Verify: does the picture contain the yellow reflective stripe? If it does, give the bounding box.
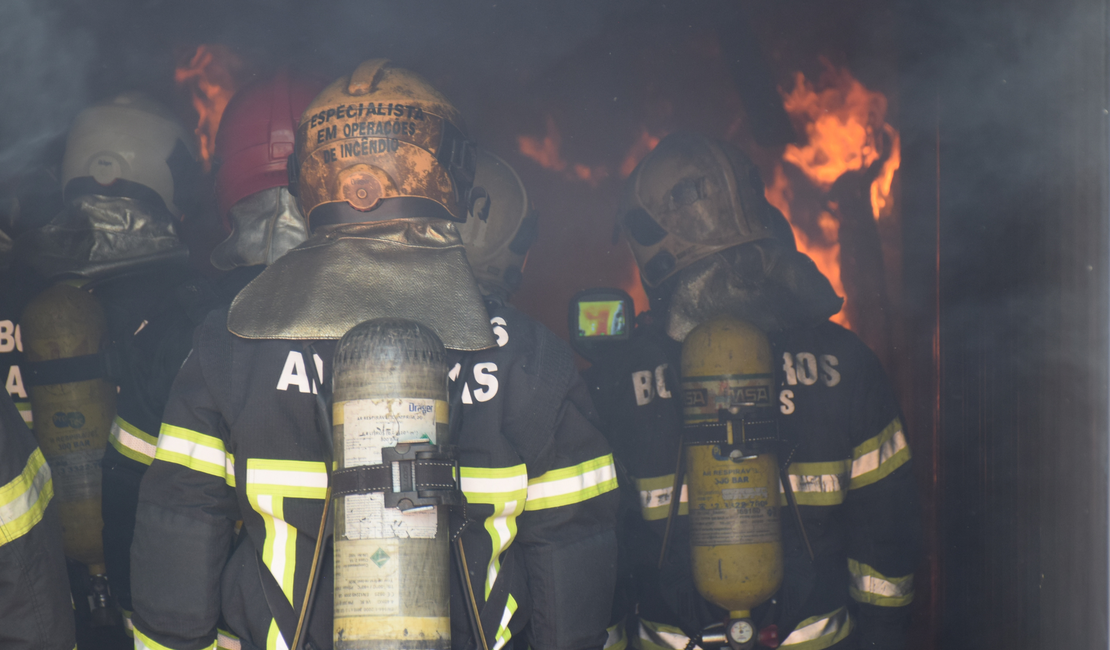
[245,460,327,606]
[217,629,241,650]
[157,424,235,486]
[850,418,911,490]
[461,465,529,502]
[267,618,289,650]
[634,474,688,521]
[491,593,518,650]
[786,460,850,506]
[0,447,52,546]
[462,464,527,599]
[636,619,698,650]
[14,401,31,426]
[135,626,216,650]
[780,607,852,650]
[605,620,628,650]
[526,453,618,510]
[848,559,914,607]
[245,459,328,499]
[122,609,134,638]
[110,416,158,466]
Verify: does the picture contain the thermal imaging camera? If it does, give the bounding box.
[568,287,635,363]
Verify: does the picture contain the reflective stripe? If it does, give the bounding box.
[135,626,216,650]
[267,618,289,650]
[786,460,850,506]
[781,607,852,650]
[526,453,618,510]
[122,609,134,637]
[217,629,242,650]
[848,559,914,607]
[0,447,52,546]
[15,401,31,426]
[491,593,518,650]
[245,459,328,606]
[634,474,688,521]
[462,464,528,598]
[157,424,236,486]
[605,620,628,650]
[636,619,699,650]
[110,416,158,466]
[849,418,911,490]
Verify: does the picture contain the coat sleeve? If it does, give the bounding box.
[513,326,620,650]
[844,354,920,650]
[130,323,239,650]
[0,390,76,650]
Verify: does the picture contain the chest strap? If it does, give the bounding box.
[330,442,462,510]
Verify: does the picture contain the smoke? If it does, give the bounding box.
[0,0,94,178]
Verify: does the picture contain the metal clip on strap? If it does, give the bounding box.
[330,443,461,511]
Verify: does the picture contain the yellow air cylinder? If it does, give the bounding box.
[681,316,782,650]
[331,318,451,650]
[21,283,116,573]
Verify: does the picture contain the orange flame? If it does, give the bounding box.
[174,44,244,172]
[620,127,663,178]
[765,64,901,330]
[780,63,900,220]
[517,116,609,187]
[517,116,567,172]
[765,164,850,328]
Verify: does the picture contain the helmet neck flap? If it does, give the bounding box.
[17,193,188,281]
[664,238,844,342]
[227,218,495,351]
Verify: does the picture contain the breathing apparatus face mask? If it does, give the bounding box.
[665,238,844,341]
[17,193,187,280]
[210,186,308,270]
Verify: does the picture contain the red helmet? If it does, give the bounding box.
[214,69,325,225]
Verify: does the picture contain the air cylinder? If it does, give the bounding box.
[331,318,451,650]
[22,283,117,618]
[681,316,783,650]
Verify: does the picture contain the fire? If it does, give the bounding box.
[620,128,663,178]
[765,164,849,328]
[518,117,609,187]
[779,62,899,220]
[765,63,901,330]
[174,44,245,172]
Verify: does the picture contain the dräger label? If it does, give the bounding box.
[340,397,445,540]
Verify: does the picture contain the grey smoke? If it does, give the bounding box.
[0,0,94,178]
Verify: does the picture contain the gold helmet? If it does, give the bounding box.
[458,149,538,298]
[618,132,773,288]
[291,59,477,229]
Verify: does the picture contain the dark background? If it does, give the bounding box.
[1,1,1106,648]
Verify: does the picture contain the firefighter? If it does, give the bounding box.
[12,91,207,649]
[130,59,619,650]
[457,147,538,303]
[0,389,77,650]
[86,72,325,645]
[589,132,919,650]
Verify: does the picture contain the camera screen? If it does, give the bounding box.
[577,300,628,338]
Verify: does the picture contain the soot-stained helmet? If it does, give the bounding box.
[618,132,774,288]
[291,59,477,230]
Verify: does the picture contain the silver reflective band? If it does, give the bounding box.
[640,483,688,510]
[781,607,852,648]
[639,619,701,650]
[853,572,913,599]
[789,473,846,494]
[851,429,907,479]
